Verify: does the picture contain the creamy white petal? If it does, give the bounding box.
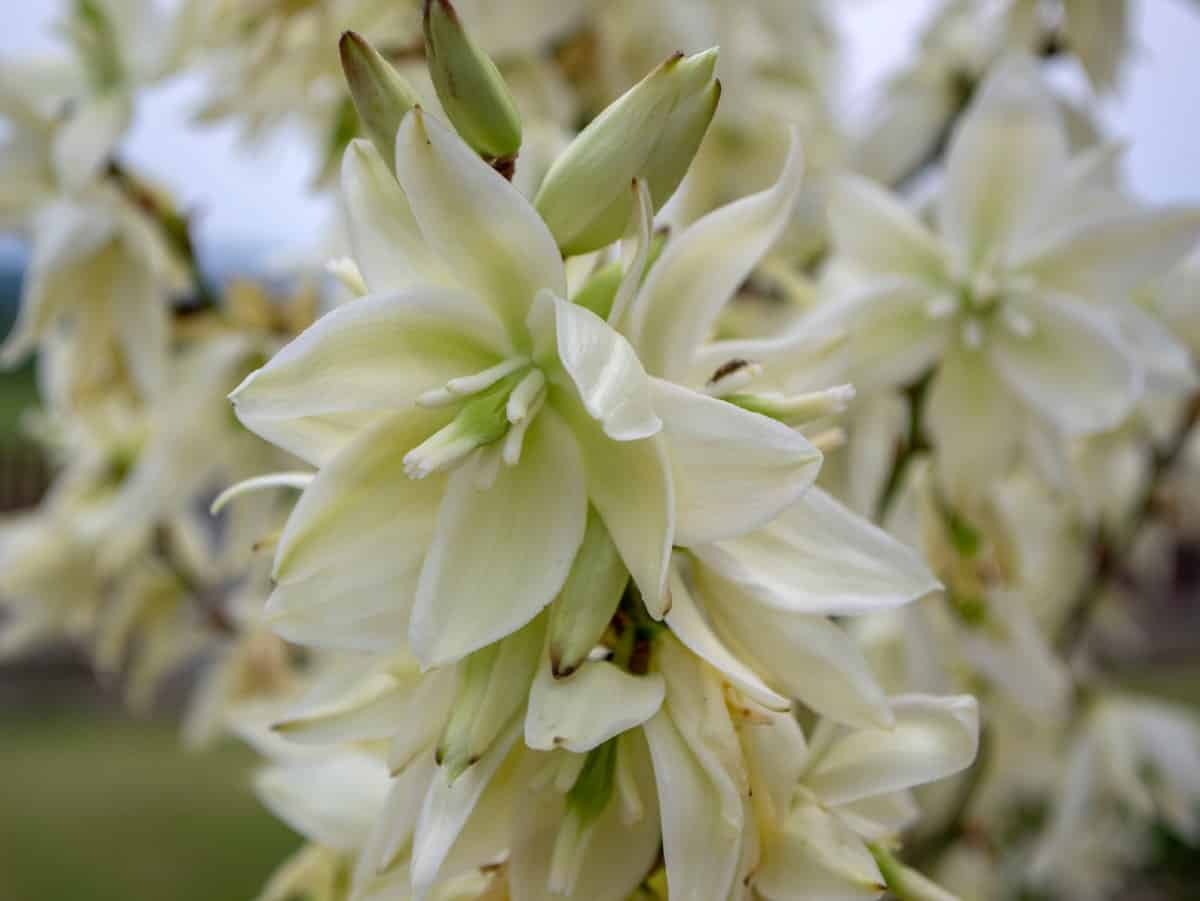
[939,56,1069,266]
[557,393,674,617]
[804,694,980,807]
[756,799,886,901]
[52,92,132,189]
[411,408,587,666]
[1111,301,1197,396]
[525,656,665,753]
[273,408,446,584]
[693,487,939,616]
[342,138,452,293]
[926,342,1022,495]
[835,791,921,841]
[112,260,167,400]
[665,561,791,713]
[546,291,661,441]
[231,289,508,465]
[395,110,566,341]
[364,753,439,874]
[630,131,803,382]
[990,294,1140,435]
[828,174,947,283]
[652,379,822,546]
[411,721,519,901]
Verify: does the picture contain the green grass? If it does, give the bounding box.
[0,708,300,901]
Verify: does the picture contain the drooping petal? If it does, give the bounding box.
[411,721,520,901]
[828,174,947,283]
[395,109,566,341]
[926,342,1022,495]
[410,408,587,667]
[939,56,1069,266]
[525,657,665,754]
[543,290,661,441]
[273,408,446,584]
[342,138,452,293]
[630,131,804,382]
[990,294,1140,435]
[756,799,886,901]
[652,379,822,546]
[693,487,939,617]
[804,694,980,807]
[231,289,508,465]
[1015,206,1200,303]
[665,561,791,713]
[557,393,674,617]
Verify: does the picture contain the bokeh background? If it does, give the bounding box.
[2,1,1200,898]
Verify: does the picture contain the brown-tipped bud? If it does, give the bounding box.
[338,31,421,169]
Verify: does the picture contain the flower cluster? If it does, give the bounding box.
[1,2,1199,901]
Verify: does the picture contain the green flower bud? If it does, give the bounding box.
[423,0,523,160]
[535,48,719,256]
[338,31,421,169]
[547,508,629,678]
[437,614,543,782]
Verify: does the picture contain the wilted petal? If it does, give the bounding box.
[939,56,1069,266]
[342,139,452,293]
[395,109,565,339]
[630,131,803,382]
[694,487,939,616]
[990,294,1140,435]
[804,694,980,807]
[411,408,587,666]
[525,657,665,753]
[231,289,508,465]
[653,379,822,546]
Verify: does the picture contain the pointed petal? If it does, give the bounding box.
[805,694,980,806]
[411,408,587,666]
[231,289,508,465]
[525,657,665,753]
[990,295,1140,435]
[557,393,674,617]
[652,379,822,546]
[939,56,1069,265]
[694,488,939,616]
[630,131,803,382]
[395,109,565,339]
[828,174,947,283]
[665,561,791,713]
[756,800,886,901]
[342,138,451,293]
[546,290,661,441]
[273,408,445,584]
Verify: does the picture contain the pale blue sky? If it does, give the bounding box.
[3,0,1200,269]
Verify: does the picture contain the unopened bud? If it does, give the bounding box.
[535,48,719,256]
[547,508,629,678]
[437,615,543,782]
[423,0,522,160]
[338,31,421,169]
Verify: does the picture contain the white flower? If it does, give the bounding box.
[232,104,820,668]
[818,57,1200,497]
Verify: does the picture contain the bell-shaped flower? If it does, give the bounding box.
[813,57,1200,498]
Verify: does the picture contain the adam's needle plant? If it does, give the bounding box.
[0,1,1198,900]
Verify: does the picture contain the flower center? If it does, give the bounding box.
[926,265,1039,350]
[403,358,547,481]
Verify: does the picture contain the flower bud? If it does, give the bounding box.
[338,31,421,169]
[423,0,523,160]
[535,48,719,256]
[437,614,543,782]
[547,508,629,678]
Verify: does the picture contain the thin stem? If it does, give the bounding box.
[875,368,934,523]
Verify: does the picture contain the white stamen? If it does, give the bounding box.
[502,390,545,466]
[403,429,478,479]
[808,427,847,453]
[961,318,985,349]
[416,386,460,408]
[704,360,763,397]
[506,368,546,423]
[926,293,958,320]
[1002,307,1035,338]
[324,257,367,296]
[444,356,529,396]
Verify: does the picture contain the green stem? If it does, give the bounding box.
[869,844,962,901]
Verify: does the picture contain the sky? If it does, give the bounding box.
[3,0,1200,271]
